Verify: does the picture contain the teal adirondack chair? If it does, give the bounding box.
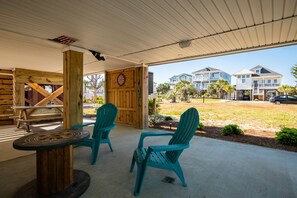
[130,107,199,196]
[72,103,118,165]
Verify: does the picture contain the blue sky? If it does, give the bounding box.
[149,45,297,86]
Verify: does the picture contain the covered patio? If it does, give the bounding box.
[1,0,297,197]
[1,123,297,197]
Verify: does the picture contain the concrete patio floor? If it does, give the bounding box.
[0,123,297,198]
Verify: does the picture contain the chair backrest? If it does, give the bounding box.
[92,103,118,139]
[166,107,199,163]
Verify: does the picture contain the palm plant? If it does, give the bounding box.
[223,84,236,99]
[175,80,196,102]
[278,85,296,95]
[166,89,179,103]
[207,82,216,96]
[214,79,229,98]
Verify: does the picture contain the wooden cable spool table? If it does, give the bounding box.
[13,129,90,197]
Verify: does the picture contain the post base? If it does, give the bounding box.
[14,170,90,198]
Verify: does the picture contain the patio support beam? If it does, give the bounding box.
[63,48,84,129]
[35,47,84,195]
[135,65,148,129]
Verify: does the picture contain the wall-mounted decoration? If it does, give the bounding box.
[117,73,126,86]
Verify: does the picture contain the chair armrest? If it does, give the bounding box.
[138,131,174,148]
[148,144,189,152]
[71,122,95,129]
[98,124,116,132]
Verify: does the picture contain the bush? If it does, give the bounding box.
[83,97,93,103]
[197,122,204,130]
[275,128,297,146]
[148,99,160,115]
[211,94,218,98]
[148,114,165,126]
[96,96,104,104]
[221,124,244,136]
[203,93,210,97]
[164,116,173,121]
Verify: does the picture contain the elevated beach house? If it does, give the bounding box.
[169,73,192,89]
[233,66,282,101]
[192,67,231,93]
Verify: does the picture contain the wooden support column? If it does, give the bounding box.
[35,47,84,195]
[63,48,84,129]
[13,70,25,124]
[135,65,148,129]
[104,71,108,104]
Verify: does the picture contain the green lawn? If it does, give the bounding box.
[158,100,297,130]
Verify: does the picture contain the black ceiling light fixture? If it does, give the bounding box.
[178,40,192,48]
[89,50,105,61]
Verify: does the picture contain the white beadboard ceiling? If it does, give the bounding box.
[0,0,296,74]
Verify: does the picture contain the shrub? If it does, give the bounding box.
[197,122,204,130]
[164,116,173,121]
[212,94,218,98]
[96,96,104,104]
[83,97,93,103]
[203,93,210,97]
[148,114,165,126]
[221,124,244,136]
[275,128,297,146]
[148,99,160,115]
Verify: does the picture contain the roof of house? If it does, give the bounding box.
[192,67,222,74]
[233,65,283,77]
[233,69,255,75]
[250,65,283,77]
[169,73,192,79]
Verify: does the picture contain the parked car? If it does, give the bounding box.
[242,95,250,100]
[269,95,297,104]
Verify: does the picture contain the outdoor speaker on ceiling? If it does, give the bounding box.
[89,50,105,61]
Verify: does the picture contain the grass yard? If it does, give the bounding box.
[159,100,297,131]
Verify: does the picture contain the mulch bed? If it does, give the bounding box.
[151,121,297,153]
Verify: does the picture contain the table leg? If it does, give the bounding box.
[16,110,22,128]
[23,110,30,132]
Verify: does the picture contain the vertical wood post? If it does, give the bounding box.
[62,48,83,191]
[63,49,83,129]
[104,71,108,104]
[13,70,25,124]
[152,98,156,114]
[33,48,84,195]
[135,65,148,129]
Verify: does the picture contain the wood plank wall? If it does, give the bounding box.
[106,68,137,126]
[0,69,14,125]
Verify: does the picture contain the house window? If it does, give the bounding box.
[274,79,277,83]
[242,79,246,83]
[242,75,245,78]
[256,70,260,74]
[267,80,271,83]
[246,75,250,78]
[238,75,241,79]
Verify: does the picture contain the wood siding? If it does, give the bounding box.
[106,68,137,126]
[0,70,13,125]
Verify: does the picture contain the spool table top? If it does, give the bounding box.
[13,129,90,150]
